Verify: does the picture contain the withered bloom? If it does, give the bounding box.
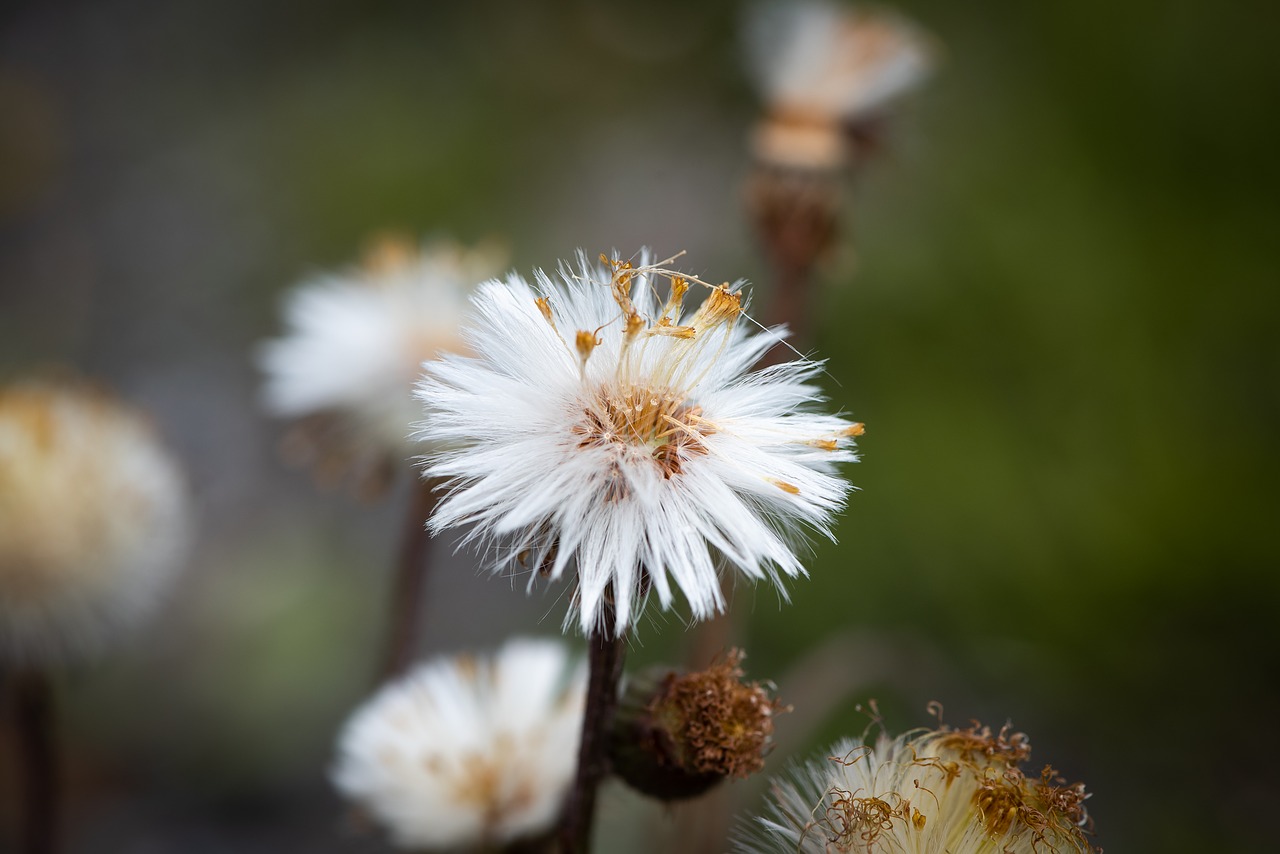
[611,649,786,800]
[737,716,1096,853]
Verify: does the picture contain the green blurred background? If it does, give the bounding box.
[1,0,1276,851]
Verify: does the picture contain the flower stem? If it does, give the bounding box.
[14,669,58,854]
[378,477,439,681]
[558,601,626,854]
[763,254,819,359]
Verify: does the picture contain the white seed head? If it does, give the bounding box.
[259,237,504,472]
[737,722,1095,853]
[0,381,191,665]
[417,251,861,636]
[331,638,586,850]
[746,0,935,168]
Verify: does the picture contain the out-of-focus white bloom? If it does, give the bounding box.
[259,237,504,479]
[417,252,860,636]
[331,638,585,851]
[0,381,191,664]
[745,0,935,169]
[737,721,1096,854]
[747,0,934,123]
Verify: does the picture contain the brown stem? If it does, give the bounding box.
[744,160,845,363]
[377,477,440,681]
[761,255,819,363]
[14,669,58,854]
[557,601,626,854]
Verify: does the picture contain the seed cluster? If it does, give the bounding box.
[574,386,710,480]
[658,649,783,779]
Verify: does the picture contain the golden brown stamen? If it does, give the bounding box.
[573,386,711,482]
[768,478,800,495]
[575,330,600,369]
[535,296,556,328]
[688,285,742,331]
[661,276,689,322]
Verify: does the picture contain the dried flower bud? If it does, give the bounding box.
[610,649,785,801]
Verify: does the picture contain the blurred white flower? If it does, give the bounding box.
[332,638,585,851]
[0,381,191,664]
[745,0,935,169]
[417,252,860,636]
[259,236,504,486]
[737,720,1095,853]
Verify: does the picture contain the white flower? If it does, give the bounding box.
[259,237,504,477]
[416,252,860,636]
[737,722,1095,854]
[747,0,934,124]
[0,381,191,664]
[745,1,935,169]
[331,638,586,851]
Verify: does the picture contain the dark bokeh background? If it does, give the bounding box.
[2,1,1276,851]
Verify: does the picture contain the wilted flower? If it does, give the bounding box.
[737,718,1096,853]
[745,0,935,170]
[331,638,586,851]
[0,381,191,664]
[611,648,786,800]
[259,236,504,489]
[417,252,860,636]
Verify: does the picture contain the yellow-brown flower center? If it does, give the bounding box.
[573,386,710,480]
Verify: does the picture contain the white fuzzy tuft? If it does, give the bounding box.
[746,0,935,124]
[416,251,861,636]
[331,638,585,850]
[0,382,191,664]
[259,237,504,458]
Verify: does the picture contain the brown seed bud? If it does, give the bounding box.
[609,649,785,801]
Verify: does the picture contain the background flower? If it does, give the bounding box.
[259,236,504,488]
[745,0,935,169]
[0,381,191,664]
[331,638,585,850]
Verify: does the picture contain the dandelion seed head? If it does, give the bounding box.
[417,251,860,636]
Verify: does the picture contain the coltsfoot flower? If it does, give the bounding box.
[0,381,191,664]
[331,638,586,851]
[417,251,861,636]
[737,718,1096,853]
[746,0,935,170]
[259,236,504,489]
